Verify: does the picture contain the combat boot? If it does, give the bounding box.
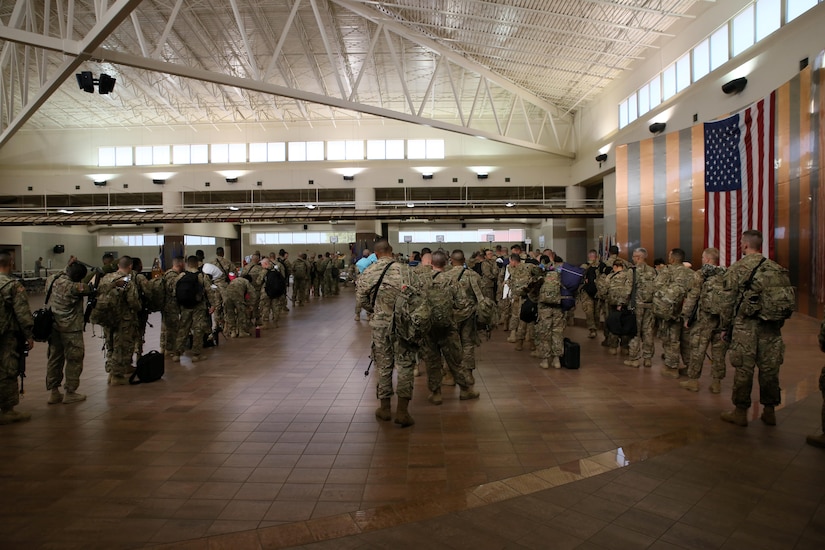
[63,391,86,405]
[48,388,64,405]
[442,371,456,386]
[539,359,549,369]
[428,389,443,405]
[679,379,700,392]
[608,347,617,355]
[643,358,652,368]
[465,370,475,385]
[375,398,392,421]
[623,359,640,368]
[760,406,776,426]
[710,379,722,394]
[110,375,129,386]
[354,314,360,321]
[507,330,517,343]
[661,368,680,379]
[0,408,31,425]
[552,356,562,369]
[588,329,596,339]
[529,340,536,351]
[721,407,748,426]
[394,398,415,427]
[515,340,524,351]
[530,350,541,358]
[459,386,480,400]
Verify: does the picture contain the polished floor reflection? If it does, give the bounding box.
[1,286,823,549]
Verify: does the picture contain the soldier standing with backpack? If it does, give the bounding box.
[292,253,310,307]
[0,252,34,425]
[654,248,694,378]
[240,253,265,327]
[580,249,604,339]
[720,230,793,427]
[172,256,216,363]
[624,248,658,368]
[98,256,142,385]
[160,256,184,357]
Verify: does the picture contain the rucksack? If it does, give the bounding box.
[519,297,538,323]
[607,272,629,305]
[652,268,688,321]
[459,268,499,327]
[129,350,165,384]
[394,285,432,342]
[582,264,600,298]
[293,260,308,279]
[699,267,732,316]
[539,270,561,306]
[176,271,203,308]
[264,268,286,298]
[331,264,341,279]
[32,276,58,342]
[559,263,585,292]
[143,276,166,313]
[741,258,795,321]
[89,275,125,329]
[427,272,455,330]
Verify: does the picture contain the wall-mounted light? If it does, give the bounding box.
[305,204,316,210]
[93,180,107,186]
[505,202,515,208]
[722,76,747,95]
[228,206,240,211]
[343,175,355,181]
[595,153,608,163]
[133,208,147,213]
[422,173,433,180]
[406,202,415,208]
[152,179,165,185]
[57,209,74,214]
[477,173,488,180]
[75,71,116,94]
[226,177,238,183]
[649,122,667,134]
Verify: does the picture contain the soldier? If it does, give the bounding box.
[579,249,604,339]
[240,253,266,326]
[656,248,694,378]
[599,245,629,345]
[224,273,254,338]
[480,248,499,302]
[317,253,331,297]
[420,251,480,405]
[293,253,311,307]
[624,248,658,368]
[444,250,483,382]
[172,255,216,363]
[413,250,433,275]
[806,318,825,448]
[160,256,184,356]
[99,256,142,385]
[45,257,94,405]
[259,258,283,328]
[535,264,566,369]
[355,239,419,427]
[211,246,236,328]
[101,252,117,274]
[131,257,151,357]
[720,230,789,427]
[506,254,538,351]
[605,260,632,355]
[277,249,292,312]
[0,252,34,424]
[310,255,322,298]
[679,248,729,392]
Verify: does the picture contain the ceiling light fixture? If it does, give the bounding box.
[305,204,316,210]
[57,209,74,214]
[505,202,515,207]
[225,177,238,183]
[406,202,415,208]
[595,153,608,163]
[422,173,433,180]
[343,175,355,181]
[228,206,240,211]
[93,180,107,186]
[133,208,147,213]
[477,173,488,179]
[152,179,165,185]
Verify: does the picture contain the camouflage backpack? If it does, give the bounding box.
[427,272,454,330]
[606,272,629,306]
[699,266,732,316]
[741,258,795,321]
[652,268,688,321]
[393,285,432,342]
[538,269,561,305]
[460,268,499,327]
[292,259,308,279]
[89,275,126,329]
[143,276,166,313]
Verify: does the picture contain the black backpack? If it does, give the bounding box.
[129,350,165,384]
[472,262,483,276]
[176,271,203,308]
[264,268,286,298]
[582,263,603,298]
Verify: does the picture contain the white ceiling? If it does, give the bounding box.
[0,0,711,156]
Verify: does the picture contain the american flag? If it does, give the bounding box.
[704,93,775,266]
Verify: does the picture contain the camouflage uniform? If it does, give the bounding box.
[277,257,291,311]
[419,271,473,393]
[240,262,265,326]
[134,273,151,356]
[317,257,331,296]
[292,257,310,305]
[355,258,418,400]
[160,269,182,354]
[0,274,33,412]
[443,266,482,375]
[627,263,657,364]
[173,269,216,358]
[46,272,93,393]
[722,253,784,411]
[99,272,142,379]
[211,255,236,327]
[605,269,632,352]
[682,265,728,382]
[310,257,321,297]
[657,263,694,371]
[259,264,284,327]
[480,257,499,302]
[535,269,566,366]
[579,259,603,335]
[507,262,538,343]
[599,254,631,342]
[224,276,254,337]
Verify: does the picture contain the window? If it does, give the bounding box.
[675,53,691,92]
[366,140,386,160]
[135,146,153,166]
[288,142,306,161]
[172,145,190,164]
[731,5,755,57]
[662,64,676,100]
[619,101,628,129]
[98,147,116,167]
[191,144,208,164]
[228,143,246,163]
[97,233,165,247]
[211,144,229,164]
[710,27,729,71]
[184,235,216,246]
[306,141,324,161]
[268,142,286,162]
[407,139,426,159]
[249,143,267,162]
[253,231,356,245]
[756,0,780,41]
[627,92,637,123]
[693,39,710,82]
[425,139,445,159]
[386,140,405,159]
[327,141,346,160]
[394,228,525,244]
[115,147,132,166]
[649,76,661,109]
[787,0,817,22]
[638,84,650,116]
[346,140,364,160]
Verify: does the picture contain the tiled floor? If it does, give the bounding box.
[1,285,823,549]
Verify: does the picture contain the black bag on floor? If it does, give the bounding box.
[130,350,165,384]
[561,338,581,369]
[606,308,637,337]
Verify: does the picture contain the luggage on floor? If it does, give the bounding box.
[130,350,165,384]
[561,338,580,370]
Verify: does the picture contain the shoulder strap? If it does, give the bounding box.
[44,274,61,305]
[732,257,768,319]
[432,271,441,280]
[458,267,467,281]
[370,261,395,309]
[629,267,637,309]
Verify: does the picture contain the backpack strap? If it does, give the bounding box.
[43,274,61,306]
[732,257,768,320]
[458,267,466,281]
[629,267,637,310]
[369,261,395,309]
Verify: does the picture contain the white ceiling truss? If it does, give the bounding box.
[0,0,707,157]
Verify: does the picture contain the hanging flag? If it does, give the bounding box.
[704,92,776,266]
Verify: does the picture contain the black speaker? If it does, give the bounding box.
[53,245,65,254]
[303,224,308,230]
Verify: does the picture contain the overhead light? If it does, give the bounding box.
[305,204,316,210]
[406,202,415,208]
[228,206,239,211]
[75,71,116,94]
[722,76,747,95]
[477,173,488,180]
[152,179,165,185]
[649,122,666,134]
[93,180,107,186]
[225,177,238,183]
[343,175,355,181]
[57,209,74,214]
[595,153,608,163]
[505,202,515,208]
[133,208,147,213]
[422,173,433,180]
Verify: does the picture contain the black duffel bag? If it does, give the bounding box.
[606,308,637,337]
